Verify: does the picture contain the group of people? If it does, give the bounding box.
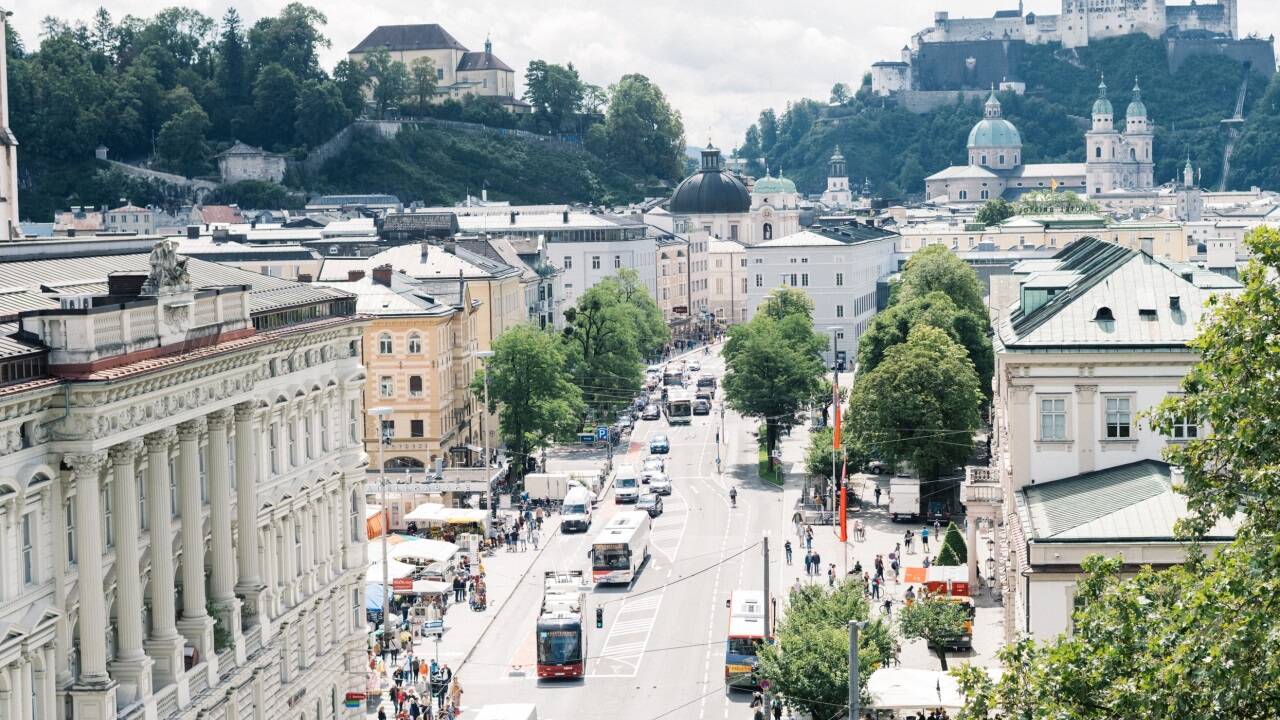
[495,505,544,553]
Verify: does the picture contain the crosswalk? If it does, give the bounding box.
[591,593,662,677]
[650,490,688,563]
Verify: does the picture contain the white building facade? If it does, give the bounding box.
[745,223,896,366]
[0,239,370,720]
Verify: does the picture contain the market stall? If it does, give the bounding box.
[403,503,490,540]
[388,538,459,565]
[867,668,965,712]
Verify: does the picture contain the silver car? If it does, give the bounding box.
[647,473,672,495]
[643,456,666,473]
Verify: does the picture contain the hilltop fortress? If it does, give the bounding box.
[872,0,1274,109]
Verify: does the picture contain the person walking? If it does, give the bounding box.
[452,576,465,603]
[921,526,930,553]
[448,679,463,714]
[772,697,783,720]
[531,527,541,550]
[874,486,882,506]
[827,564,836,588]
[923,554,932,569]
[812,550,822,576]
[871,575,881,599]
[535,506,545,529]
[784,540,793,565]
[891,556,901,584]
[805,525,814,550]
[882,597,893,616]
[378,707,387,720]
[904,529,914,554]
[792,510,804,537]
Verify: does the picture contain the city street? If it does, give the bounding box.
[454,346,789,720]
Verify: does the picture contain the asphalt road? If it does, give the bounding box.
[457,348,787,720]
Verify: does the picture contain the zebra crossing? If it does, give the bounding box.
[590,593,663,677]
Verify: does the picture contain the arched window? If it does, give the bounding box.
[763,223,773,240]
[378,333,393,354]
[409,376,423,397]
[1094,307,1115,322]
[981,154,988,165]
[349,489,360,542]
[407,332,422,354]
[1129,148,1136,160]
[998,154,1005,165]
[1095,146,1102,158]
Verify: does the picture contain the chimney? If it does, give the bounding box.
[1140,237,1153,255]
[297,273,313,283]
[187,225,200,239]
[562,209,570,224]
[347,270,366,281]
[371,264,393,286]
[510,211,517,225]
[212,227,229,244]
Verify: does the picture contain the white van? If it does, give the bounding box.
[613,463,640,504]
[562,486,594,532]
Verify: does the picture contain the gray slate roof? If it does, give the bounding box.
[457,51,512,72]
[350,24,467,54]
[1016,460,1239,542]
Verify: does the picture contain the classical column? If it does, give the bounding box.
[108,440,154,705]
[233,404,264,612]
[299,502,316,595]
[206,409,245,664]
[175,418,216,681]
[64,451,119,720]
[143,429,186,700]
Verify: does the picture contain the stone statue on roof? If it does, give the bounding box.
[141,239,191,295]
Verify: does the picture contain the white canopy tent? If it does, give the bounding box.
[388,538,459,565]
[364,560,417,585]
[866,667,997,711]
[403,502,445,523]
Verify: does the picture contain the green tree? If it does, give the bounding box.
[974,197,1014,226]
[953,227,1280,719]
[247,3,329,81]
[362,48,409,119]
[830,82,851,105]
[602,74,685,181]
[332,58,367,117]
[857,290,993,394]
[217,9,247,107]
[934,522,967,565]
[723,288,828,466]
[294,79,352,147]
[474,326,583,481]
[847,326,981,481]
[805,427,840,481]
[894,245,989,321]
[758,108,778,152]
[561,272,663,419]
[156,106,211,176]
[409,57,438,112]
[524,60,585,133]
[759,580,893,718]
[250,62,300,150]
[898,596,969,670]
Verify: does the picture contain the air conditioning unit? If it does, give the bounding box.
[59,295,94,310]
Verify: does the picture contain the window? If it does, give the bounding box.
[269,423,280,474]
[407,333,422,354]
[137,474,147,532]
[958,190,968,200]
[1095,146,1102,158]
[65,501,76,566]
[411,420,425,438]
[836,305,845,318]
[304,416,313,459]
[729,225,739,240]
[378,333,393,354]
[1170,414,1199,439]
[980,190,989,200]
[563,256,572,270]
[287,422,297,465]
[763,223,773,240]
[349,400,359,444]
[835,272,844,287]
[320,410,329,453]
[613,255,621,269]
[1105,397,1132,439]
[741,278,747,293]
[102,483,114,547]
[591,256,601,270]
[380,419,394,442]
[169,458,178,518]
[21,512,34,585]
[379,376,394,398]
[801,273,809,287]
[435,68,444,80]
[755,274,762,287]
[1039,397,1067,441]
[294,522,303,574]
[981,155,987,165]
[789,274,797,286]
[349,489,361,543]
[409,376,423,398]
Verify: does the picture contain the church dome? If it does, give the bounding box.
[670,145,751,215]
[967,92,1022,149]
[1126,79,1146,118]
[752,173,797,195]
[1093,77,1113,116]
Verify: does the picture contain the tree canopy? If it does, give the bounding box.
[473,325,583,480]
[954,226,1280,718]
[974,197,1014,226]
[846,326,981,480]
[898,596,969,670]
[894,245,988,321]
[597,73,686,182]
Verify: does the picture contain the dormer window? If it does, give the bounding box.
[1138,308,1157,321]
[1094,307,1115,322]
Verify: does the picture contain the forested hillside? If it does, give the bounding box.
[738,35,1276,197]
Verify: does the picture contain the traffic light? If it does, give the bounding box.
[595,607,604,628]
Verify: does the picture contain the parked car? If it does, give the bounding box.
[642,456,665,473]
[688,361,701,372]
[641,470,667,487]
[867,460,891,475]
[649,434,670,454]
[693,399,711,415]
[636,492,664,517]
[641,404,661,421]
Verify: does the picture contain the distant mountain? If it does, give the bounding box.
[736,35,1277,197]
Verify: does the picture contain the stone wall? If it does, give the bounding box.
[1166,35,1276,74]
[913,39,1025,91]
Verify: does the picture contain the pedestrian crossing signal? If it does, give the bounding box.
[595,607,604,628]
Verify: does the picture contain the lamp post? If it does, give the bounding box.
[849,620,867,720]
[477,350,496,517]
[827,326,842,518]
[368,405,394,647]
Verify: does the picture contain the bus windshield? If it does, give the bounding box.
[727,637,762,658]
[667,401,692,418]
[593,545,631,570]
[538,628,583,664]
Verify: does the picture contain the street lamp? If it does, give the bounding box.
[367,405,394,647]
[827,326,842,517]
[476,350,496,518]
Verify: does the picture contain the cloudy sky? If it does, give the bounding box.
[12,1,1280,149]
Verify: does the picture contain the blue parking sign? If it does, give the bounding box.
[596,425,609,440]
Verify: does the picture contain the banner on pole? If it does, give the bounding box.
[839,460,848,543]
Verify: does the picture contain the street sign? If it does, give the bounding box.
[344,693,365,708]
[392,577,413,592]
[424,618,444,636]
[596,425,609,441]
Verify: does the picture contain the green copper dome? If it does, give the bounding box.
[1093,77,1113,116]
[1126,79,1146,118]
[967,93,1021,148]
[752,173,797,195]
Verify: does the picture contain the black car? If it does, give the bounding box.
[636,492,664,517]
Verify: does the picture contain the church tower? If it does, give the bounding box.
[1085,76,1121,195]
[1123,79,1154,188]
[0,11,19,240]
[821,146,852,207]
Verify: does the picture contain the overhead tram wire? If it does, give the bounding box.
[597,540,761,607]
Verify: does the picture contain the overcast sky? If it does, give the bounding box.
[11,1,1280,149]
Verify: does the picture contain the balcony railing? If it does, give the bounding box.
[963,465,1001,505]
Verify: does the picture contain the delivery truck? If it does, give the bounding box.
[524,473,570,502]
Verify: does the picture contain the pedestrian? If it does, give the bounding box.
[895,542,901,558]
[393,667,403,688]
[874,486,882,506]
[827,564,836,588]
[905,585,916,603]
[891,556,900,583]
[409,699,421,720]
[535,506,545,529]
[449,679,463,713]
[378,707,387,720]
[804,550,814,576]
[812,551,822,575]
[531,527,541,550]
[390,637,401,664]
[453,576,465,603]
[923,554,932,569]
[863,571,872,596]
[933,519,942,535]
[419,657,428,684]
[855,518,865,541]
[772,697,783,720]
[871,575,881,599]
[791,578,802,596]
[882,597,892,616]
[805,525,814,549]
[792,510,803,536]
[784,540,793,565]
[905,530,914,554]
[853,560,863,575]
[921,526,930,553]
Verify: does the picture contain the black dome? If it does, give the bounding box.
[670,146,750,215]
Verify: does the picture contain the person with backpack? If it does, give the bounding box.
[784,540,793,565]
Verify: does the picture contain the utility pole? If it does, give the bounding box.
[368,406,394,647]
[849,620,865,720]
[762,534,771,712]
